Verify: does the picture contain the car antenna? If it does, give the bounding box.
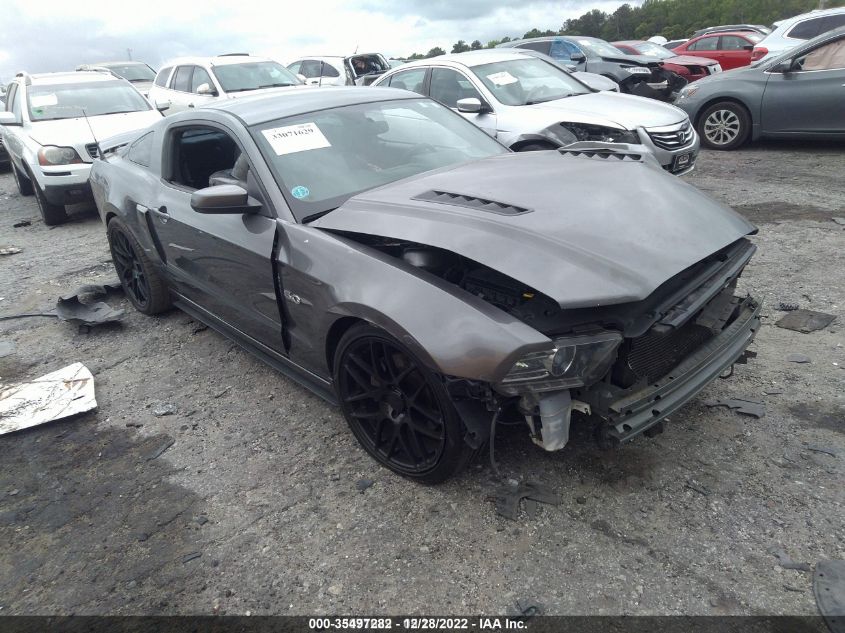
[319,60,324,87]
[81,108,101,159]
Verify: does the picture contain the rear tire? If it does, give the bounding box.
[107,217,171,315]
[333,323,475,484]
[13,163,34,196]
[32,177,68,226]
[697,101,750,150]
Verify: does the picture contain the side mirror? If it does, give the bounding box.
[296,73,307,83]
[0,111,20,126]
[155,100,171,112]
[570,52,587,63]
[457,97,491,114]
[196,83,217,96]
[564,64,577,72]
[191,184,261,214]
[771,60,794,73]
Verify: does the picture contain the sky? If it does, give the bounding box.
[0,0,637,80]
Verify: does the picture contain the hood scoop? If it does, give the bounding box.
[558,145,644,163]
[412,190,532,216]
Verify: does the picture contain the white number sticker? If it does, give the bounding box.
[261,122,331,156]
[486,71,518,87]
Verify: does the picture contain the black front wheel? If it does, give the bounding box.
[107,218,171,315]
[12,163,34,196]
[334,323,475,484]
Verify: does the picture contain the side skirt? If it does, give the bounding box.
[172,294,338,406]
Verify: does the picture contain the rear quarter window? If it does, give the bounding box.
[787,16,825,40]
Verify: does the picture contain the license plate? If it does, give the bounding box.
[673,152,693,171]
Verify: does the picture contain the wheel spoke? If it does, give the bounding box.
[407,417,443,440]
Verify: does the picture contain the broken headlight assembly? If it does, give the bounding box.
[621,65,652,76]
[496,331,622,395]
[560,122,639,144]
[37,146,84,166]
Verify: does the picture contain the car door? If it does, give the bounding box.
[428,67,497,138]
[760,36,845,135]
[165,65,194,113]
[145,121,285,350]
[684,35,723,66]
[384,67,428,95]
[718,35,754,69]
[186,65,219,109]
[1,84,24,168]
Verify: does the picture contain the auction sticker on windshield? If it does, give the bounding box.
[487,71,518,86]
[262,122,331,156]
[30,94,58,107]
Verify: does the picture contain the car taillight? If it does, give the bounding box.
[751,47,768,62]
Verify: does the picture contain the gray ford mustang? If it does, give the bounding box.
[90,87,761,483]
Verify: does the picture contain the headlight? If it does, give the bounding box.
[622,66,652,76]
[38,146,84,166]
[677,85,700,100]
[560,122,639,144]
[497,332,622,395]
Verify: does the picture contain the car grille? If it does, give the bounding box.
[613,320,714,388]
[86,143,99,160]
[647,122,695,150]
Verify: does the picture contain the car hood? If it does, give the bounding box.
[600,52,662,66]
[669,54,719,66]
[27,110,162,147]
[524,91,688,129]
[313,152,755,309]
[129,80,154,95]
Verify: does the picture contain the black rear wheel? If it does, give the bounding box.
[107,218,171,315]
[334,324,474,484]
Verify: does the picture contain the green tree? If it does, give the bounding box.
[451,40,471,53]
[471,39,483,50]
[425,46,446,58]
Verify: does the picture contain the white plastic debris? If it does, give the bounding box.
[0,362,96,435]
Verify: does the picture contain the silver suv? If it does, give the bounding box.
[372,51,699,175]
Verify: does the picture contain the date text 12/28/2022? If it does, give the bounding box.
[308,617,528,630]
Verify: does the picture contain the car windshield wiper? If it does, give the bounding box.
[99,110,139,115]
[258,83,295,88]
[525,94,573,105]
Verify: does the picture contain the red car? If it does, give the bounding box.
[612,40,722,82]
[671,31,764,70]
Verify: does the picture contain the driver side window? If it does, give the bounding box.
[167,126,243,191]
[797,37,845,71]
[429,68,482,109]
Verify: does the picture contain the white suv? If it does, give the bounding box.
[147,54,304,114]
[752,7,845,64]
[0,71,163,225]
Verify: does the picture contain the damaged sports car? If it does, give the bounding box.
[90,87,760,483]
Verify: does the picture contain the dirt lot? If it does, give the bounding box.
[1,141,843,616]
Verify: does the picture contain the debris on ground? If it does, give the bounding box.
[685,480,710,496]
[213,386,231,399]
[814,560,845,633]
[703,398,765,418]
[0,362,96,436]
[0,247,22,256]
[145,437,175,461]
[763,388,784,395]
[12,220,31,228]
[152,403,176,417]
[191,322,208,334]
[181,552,202,564]
[787,353,812,364]
[489,481,561,521]
[355,479,374,493]
[56,281,125,329]
[804,444,839,458]
[776,309,836,333]
[777,302,800,312]
[768,546,813,572]
[832,217,845,226]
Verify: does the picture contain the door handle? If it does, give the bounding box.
[188,103,195,108]
[156,206,168,215]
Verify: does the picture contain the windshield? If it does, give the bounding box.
[212,61,302,92]
[472,57,590,106]
[103,64,156,82]
[253,98,508,222]
[632,42,674,58]
[27,80,152,121]
[573,38,629,58]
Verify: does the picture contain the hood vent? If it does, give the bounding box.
[413,190,532,216]
[558,146,643,162]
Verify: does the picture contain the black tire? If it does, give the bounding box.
[333,323,475,484]
[32,180,68,225]
[12,162,34,196]
[697,101,751,150]
[515,142,558,152]
[107,217,171,315]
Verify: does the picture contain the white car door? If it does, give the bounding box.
[163,65,195,113]
[185,66,220,110]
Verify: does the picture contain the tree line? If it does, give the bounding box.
[403,0,845,58]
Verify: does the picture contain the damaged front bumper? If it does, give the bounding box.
[585,294,761,443]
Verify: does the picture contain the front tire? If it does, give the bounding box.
[32,180,68,226]
[13,163,34,196]
[334,323,475,484]
[107,218,171,315]
[697,101,750,150]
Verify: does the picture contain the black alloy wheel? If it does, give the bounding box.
[334,324,475,483]
[107,218,171,315]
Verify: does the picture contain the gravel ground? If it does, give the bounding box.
[0,141,843,616]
